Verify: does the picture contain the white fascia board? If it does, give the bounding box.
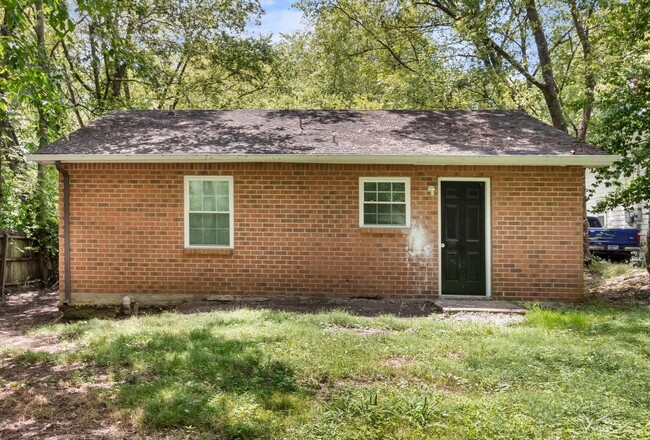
[28,153,619,168]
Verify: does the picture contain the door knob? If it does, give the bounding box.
[440,243,446,248]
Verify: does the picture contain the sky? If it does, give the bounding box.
[253,0,307,41]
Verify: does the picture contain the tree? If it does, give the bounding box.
[55,0,269,117]
[298,0,607,139]
[590,0,650,273]
[0,0,70,283]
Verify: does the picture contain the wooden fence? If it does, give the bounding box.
[0,232,42,300]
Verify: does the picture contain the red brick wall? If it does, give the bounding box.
[58,163,585,304]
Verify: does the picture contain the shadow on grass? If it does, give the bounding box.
[0,355,132,439]
[86,327,308,438]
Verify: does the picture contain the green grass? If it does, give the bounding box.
[13,306,650,438]
[587,259,639,279]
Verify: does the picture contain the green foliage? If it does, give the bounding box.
[24,306,650,438]
[589,0,650,211]
[0,159,59,281]
[1,0,71,284]
[591,65,650,210]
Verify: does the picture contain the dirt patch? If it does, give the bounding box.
[380,355,413,368]
[0,353,136,440]
[442,312,525,325]
[0,288,62,332]
[586,268,650,304]
[177,297,438,317]
[0,290,136,438]
[0,289,67,353]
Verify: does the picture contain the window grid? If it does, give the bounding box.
[185,177,234,248]
[359,178,410,228]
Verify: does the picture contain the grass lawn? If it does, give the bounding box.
[2,303,649,439]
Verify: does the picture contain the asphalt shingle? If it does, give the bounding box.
[34,109,607,157]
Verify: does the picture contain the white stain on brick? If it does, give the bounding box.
[406,223,433,295]
[407,223,433,258]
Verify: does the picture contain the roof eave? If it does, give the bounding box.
[28,153,618,168]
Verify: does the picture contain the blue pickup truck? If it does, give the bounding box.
[587,216,641,261]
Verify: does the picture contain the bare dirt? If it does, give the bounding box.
[379,355,413,368]
[442,312,525,325]
[0,289,136,439]
[0,288,62,348]
[176,296,439,317]
[585,268,650,304]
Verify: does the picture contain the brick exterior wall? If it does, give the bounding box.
[58,163,585,305]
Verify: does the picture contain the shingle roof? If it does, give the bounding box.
[32,109,609,160]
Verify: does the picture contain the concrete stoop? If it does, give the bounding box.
[433,299,526,314]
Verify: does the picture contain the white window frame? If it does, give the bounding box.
[359,177,411,228]
[184,176,235,249]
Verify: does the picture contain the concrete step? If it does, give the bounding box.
[433,299,526,314]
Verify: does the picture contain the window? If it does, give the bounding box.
[184,176,234,248]
[359,177,410,227]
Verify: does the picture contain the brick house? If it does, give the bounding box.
[30,110,614,306]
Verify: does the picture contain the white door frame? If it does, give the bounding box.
[437,177,492,298]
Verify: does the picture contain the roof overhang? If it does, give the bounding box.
[28,153,618,168]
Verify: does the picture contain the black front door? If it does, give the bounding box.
[441,181,486,295]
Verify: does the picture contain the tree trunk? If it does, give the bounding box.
[526,0,567,132]
[88,22,102,104]
[35,0,50,285]
[646,210,649,275]
[568,0,595,141]
[111,62,127,99]
[417,0,569,133]
[582,169,592,263]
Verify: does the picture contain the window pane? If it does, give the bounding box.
[217,196,229,211]
[203,229,217,245]
[377,204,391,214]
[189,181,203,197]
[189,213,202,228]
[202,213,217,228]
[216,181,229,196]
[378,182,391,191]
[392,192,405,202]
[364,203,378,214]
[364,214,377,225]
[393,204,406,214]
[392,182,405,192]
[217,214,229,228]
[189,228,202,245]
[378,192,391,202]
[203,181,216,195]
[203,196,216,211]
[378,213,391,224]
[364,182,376,192]
[217,230,230,246]
[364,191,377,202]
[392,214,406,226]
[190,195,202,211]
